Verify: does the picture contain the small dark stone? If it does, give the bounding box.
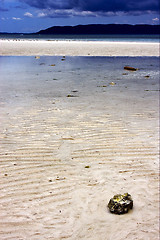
[85,165,90,168]
[67,94,77,97]
[124,66,138,71]
[108,193,133,214]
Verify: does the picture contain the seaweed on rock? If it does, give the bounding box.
[108,193,133,214]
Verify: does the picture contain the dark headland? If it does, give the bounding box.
[36,24,160,35]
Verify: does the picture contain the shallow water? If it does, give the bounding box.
[0,56,159,106]
[0,56,159,132]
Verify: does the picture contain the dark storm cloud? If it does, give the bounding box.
[80,0,159,12]
[20,0,79,9]
[21,0,159,11]
[20,0,159,17]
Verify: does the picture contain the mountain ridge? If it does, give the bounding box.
[36,24,160,35]
[0,24,159,35]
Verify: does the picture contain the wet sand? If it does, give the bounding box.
[0,39,159,56]
[0,55,159,239]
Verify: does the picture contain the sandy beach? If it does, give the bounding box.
[0,39,159,56]
[0,43,159,240]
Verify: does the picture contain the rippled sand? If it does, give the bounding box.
[0,56,159,239]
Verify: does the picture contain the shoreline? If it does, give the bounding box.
[0,39,159,56]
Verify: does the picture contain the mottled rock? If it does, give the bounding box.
[108,193,133,214]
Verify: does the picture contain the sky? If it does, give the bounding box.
[0,0,159,33]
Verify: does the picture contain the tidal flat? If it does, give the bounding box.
[0,56,159,240]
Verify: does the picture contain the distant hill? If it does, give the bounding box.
[36,24,160,35]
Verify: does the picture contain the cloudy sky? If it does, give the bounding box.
[0,0,159,33]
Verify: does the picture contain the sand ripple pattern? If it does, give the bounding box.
[0,105,159,239]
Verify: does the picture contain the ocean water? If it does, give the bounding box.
[0,56,159,109]
[0,34,159,43]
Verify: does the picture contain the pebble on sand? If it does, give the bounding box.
[124,66,138,71]
[109,82,116,86]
